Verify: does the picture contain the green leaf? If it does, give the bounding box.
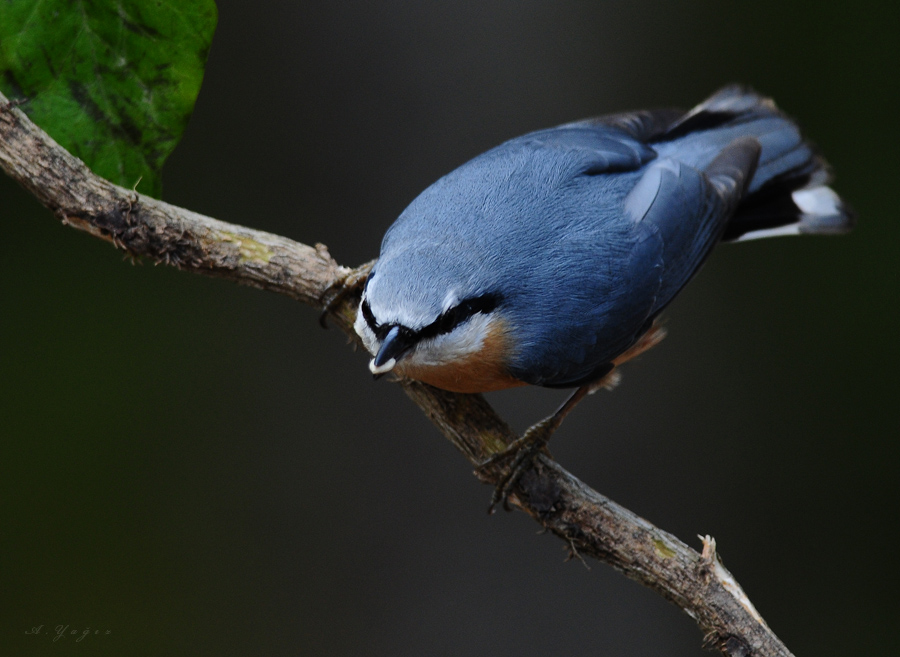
[0,0,218,198]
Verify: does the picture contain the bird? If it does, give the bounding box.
[352,86,854,506]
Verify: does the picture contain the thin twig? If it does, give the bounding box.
[1,88,793,657]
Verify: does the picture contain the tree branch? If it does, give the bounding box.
[1,90,793,657]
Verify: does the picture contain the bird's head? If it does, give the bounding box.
[354,247,524,393]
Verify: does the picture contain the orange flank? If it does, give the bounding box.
[396,317,527,393]
[396,319,666,394]
[612,322,667,367]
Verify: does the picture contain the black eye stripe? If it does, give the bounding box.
[362,292,502,343]
[418,293,502,340]
[362,299,396,342]
[361,299,378,330]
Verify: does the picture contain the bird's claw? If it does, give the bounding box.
[481,418,554,514]
[319,260,376,328]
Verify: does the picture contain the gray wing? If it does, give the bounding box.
[518,124,657,173]
[508,136,762,389]
[563,107,685,143]
[520,107,686,175]
[503,129,762,389]
[625,136,762,317]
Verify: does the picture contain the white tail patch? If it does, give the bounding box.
[793,186,841,217]
[737,185,852,241]
[735,223,801,242]
[794,185,854,234]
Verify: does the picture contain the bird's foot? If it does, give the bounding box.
[319,259,376,328]
[479,417,556,514]
[479,383,595,513]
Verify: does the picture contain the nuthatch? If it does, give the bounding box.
[353,86,853,504]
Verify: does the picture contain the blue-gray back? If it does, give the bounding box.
[372,87,844,387]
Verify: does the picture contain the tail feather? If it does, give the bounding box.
[792,186,856,235]
[653,85,855,242]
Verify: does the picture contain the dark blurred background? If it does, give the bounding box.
[2,2,898,655]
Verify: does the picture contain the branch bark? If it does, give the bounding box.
[1,90,793,657]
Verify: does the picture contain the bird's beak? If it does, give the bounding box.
[369,325,413,376]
